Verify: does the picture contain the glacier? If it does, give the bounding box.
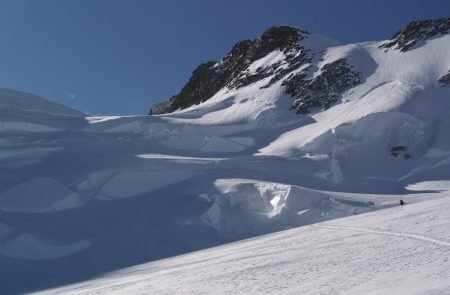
[0,19,450,294]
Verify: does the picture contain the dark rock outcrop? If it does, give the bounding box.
[380,18,450,52]
[439,70,450,87]
[226,27,310,89]
[284,59,361,114]
[150,61,222,115]
[390,145,410,160]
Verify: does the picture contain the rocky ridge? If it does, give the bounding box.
[380,17,450,51]
[439,70,450,86]
[284,59,361,114]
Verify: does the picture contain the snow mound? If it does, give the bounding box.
[136,154,226,164]
[0,146,63,161]
[0,178,83,213]
[0,121,61,132]
[0,88,84,116]
[0,231,91,260]
[98,169,197,200]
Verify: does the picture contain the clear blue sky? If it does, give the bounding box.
[0,0,448,115]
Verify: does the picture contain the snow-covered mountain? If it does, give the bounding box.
[147,17,450,189]
[150,18,450,116]
[0,18,449,294]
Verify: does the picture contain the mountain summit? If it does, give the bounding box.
[149,18,449,116]
[149,25,339,114]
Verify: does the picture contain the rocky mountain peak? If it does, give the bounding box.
[380,17,450,51]
[149,26,309,115]
[258,26,308,50]
[224,26,308,63]
[149,18,448,116]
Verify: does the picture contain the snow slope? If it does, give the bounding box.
[0,88,84,117]
[260,36,450,157]
[38,194,450,295]
[0,21,449,294]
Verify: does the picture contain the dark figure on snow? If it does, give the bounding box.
[400,200,405,206]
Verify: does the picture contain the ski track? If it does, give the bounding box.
[314,224,450,247]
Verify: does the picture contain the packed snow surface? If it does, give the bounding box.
[39,196,450,295]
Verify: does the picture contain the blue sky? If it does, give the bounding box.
[0,0,448,115]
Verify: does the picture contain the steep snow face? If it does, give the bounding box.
[193,179,375,237]
[259,35,450,169]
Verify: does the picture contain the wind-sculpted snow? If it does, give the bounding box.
[0,230,91,260]
[0,222,91,261]
[0,178,82,213]
[192,179,375,238]
[98,169,198,200]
